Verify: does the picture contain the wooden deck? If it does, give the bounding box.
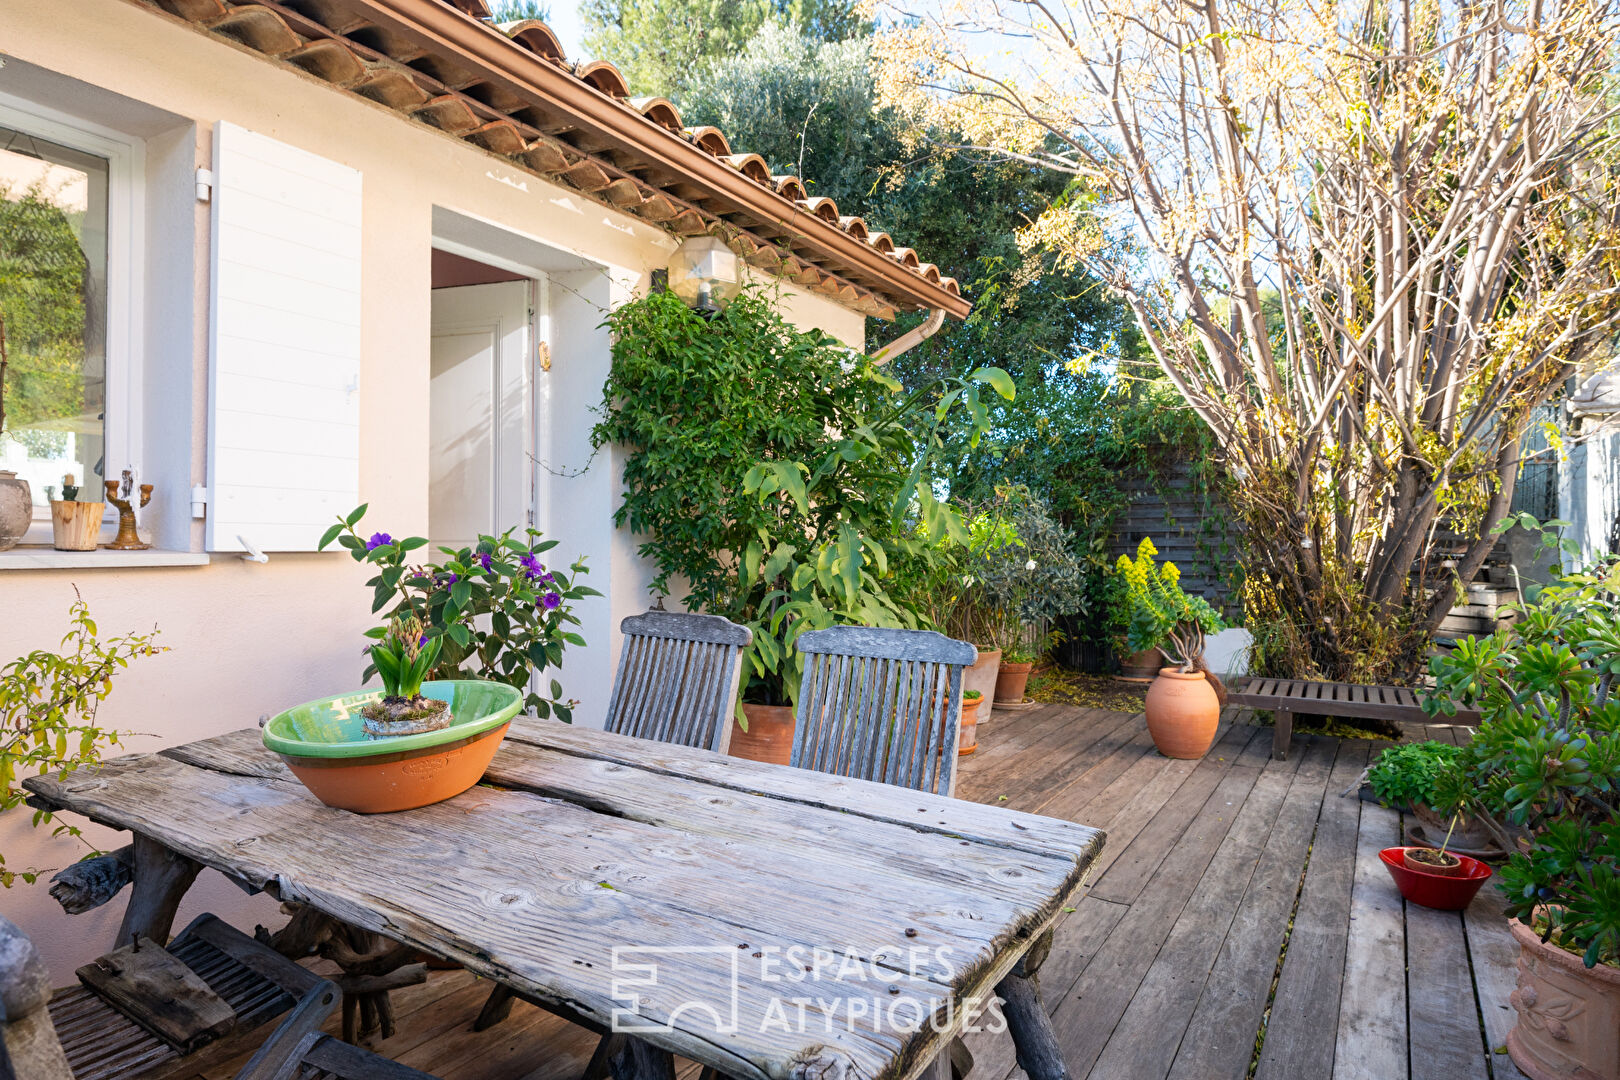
[158,704,1524,1080]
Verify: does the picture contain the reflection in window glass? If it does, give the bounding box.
[0,124,109,510]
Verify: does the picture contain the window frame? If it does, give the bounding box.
[0,92,145,545]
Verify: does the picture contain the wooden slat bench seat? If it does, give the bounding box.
[1226,678,1479,759]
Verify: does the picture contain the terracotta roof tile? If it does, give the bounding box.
[684,126,731,157]
[498,20,566,63]
[631,96,683,132]
[138,0,966,317]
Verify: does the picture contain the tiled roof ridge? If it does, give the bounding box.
[129,0,965,318]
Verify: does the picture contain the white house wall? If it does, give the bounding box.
[0,0,867,977]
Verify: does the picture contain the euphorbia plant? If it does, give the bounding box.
[1426,560,1620,969]
[321,508,598,721]
[1116,537,1225,677]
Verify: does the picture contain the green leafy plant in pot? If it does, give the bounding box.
[1424,545,1620,1080]
[590,288,1010,760]
[1118,538,1226,758]
[1366,740,1497,855]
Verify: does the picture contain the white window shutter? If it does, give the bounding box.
[207,121,362,552]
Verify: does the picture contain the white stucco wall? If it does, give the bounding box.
[0,0,867,979]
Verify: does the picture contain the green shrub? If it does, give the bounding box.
[1116,537,1224,669]
[1,592,164,885]
[1427,562,1620,968]
[1366,741,1466,812]
[591,287,1009,709]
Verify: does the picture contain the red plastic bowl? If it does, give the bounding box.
[1379,847,1493,910]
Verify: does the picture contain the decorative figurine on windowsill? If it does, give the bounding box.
[50,472,106,551]
[104,469,152,551]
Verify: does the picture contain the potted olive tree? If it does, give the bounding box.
[1117,538,1226,758]
[1426,555,1620,1080]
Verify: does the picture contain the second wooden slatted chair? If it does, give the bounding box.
[472,608,751,1039]
[790,626,979,797]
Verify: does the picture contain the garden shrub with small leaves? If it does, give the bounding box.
[322,508,598,720]
[1,591,164,885]
[1366,741,1468,813]
[1427,561,1620,969]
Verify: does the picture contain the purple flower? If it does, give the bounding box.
[519,552,547,581]
[541,591,562,610]
[438,572,459,586]
[474,552,493,572]
[365,532,393,550]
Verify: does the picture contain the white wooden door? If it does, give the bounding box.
[429,281,531,550]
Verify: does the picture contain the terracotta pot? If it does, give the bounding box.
[958,696,983,756]
[1144,667,1220,758]
[729,703,796,766]
[1403,847,1464,876]
[1508,918,1620,1080]
[0,471,31,552]
[279,722,511,814]
[1117,646,1166,682]
[50,500,104,551]
[995,661,1033,704]
[963,648,1001,710]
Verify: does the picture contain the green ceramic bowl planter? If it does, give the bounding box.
[264,680,522,814]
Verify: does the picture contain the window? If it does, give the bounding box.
[0,94,142,551]
[0,123,109,515]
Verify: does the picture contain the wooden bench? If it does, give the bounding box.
[1226,678,1480,759]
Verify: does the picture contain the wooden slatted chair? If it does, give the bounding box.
[0,912,442,1080]
[473,608,752,1039]
[789,627,979,797]
[605,609,752,753]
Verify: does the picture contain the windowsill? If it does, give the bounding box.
[0,546,210,570]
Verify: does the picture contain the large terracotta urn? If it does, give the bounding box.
[0,471,30,551]
[729,703,796,766]
[1144,667,1220,758]
[963,648,1001,709]
[1507,919,1620,1080]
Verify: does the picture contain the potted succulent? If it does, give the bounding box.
[1117,538,1226,758]
[0,317,31,551]
[48,473,103,552]
[1425,546,1620,1080]
[263,507,596,814]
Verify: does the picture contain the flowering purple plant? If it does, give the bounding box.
[320,505,598,721]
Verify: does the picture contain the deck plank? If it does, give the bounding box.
[1332,803,1407,1080]
[1252,740,1370,1080]
[1085,741,1305,1080]
[1165,733,1338,1080]
[1046,756,1266,1076]
[1462,886,1530,1080]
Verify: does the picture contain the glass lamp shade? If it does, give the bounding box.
[668,236,741,312]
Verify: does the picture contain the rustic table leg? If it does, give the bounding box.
[995,930,1069,1080]
[609,1036,676,1080]
[585,1032,626,1080]
[473,984,517,1031]
[115,833,201,948]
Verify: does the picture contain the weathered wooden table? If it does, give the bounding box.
[25,717,1102,1080]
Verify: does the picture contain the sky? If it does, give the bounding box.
[535,0,590,61]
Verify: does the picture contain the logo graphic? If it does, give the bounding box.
[611,946,741,1034]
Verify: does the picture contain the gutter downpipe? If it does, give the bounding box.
[868,308,946,365]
